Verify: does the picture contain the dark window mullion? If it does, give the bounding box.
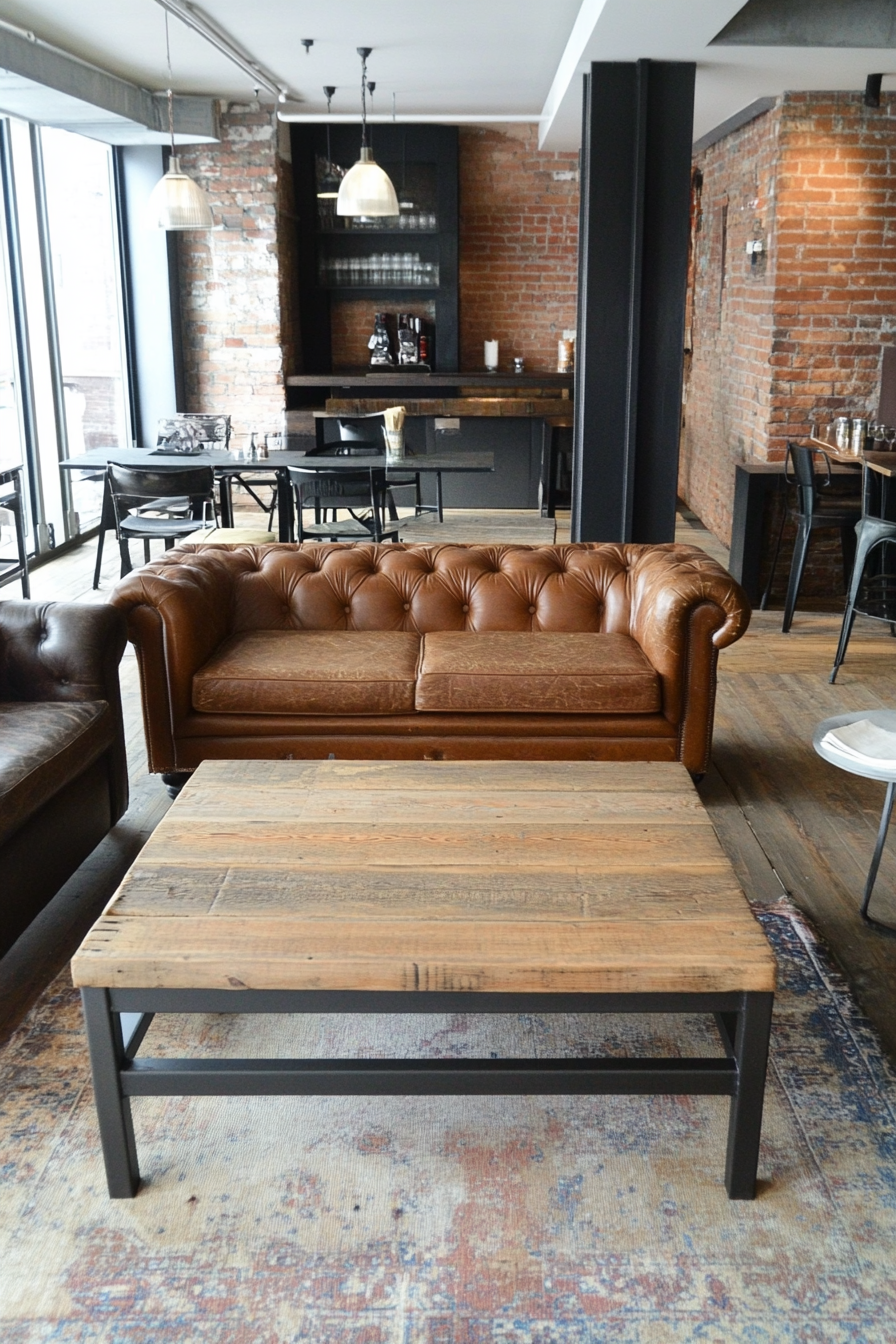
[112,146,140,449]
[0,119,41,548]
[30,123,75,540]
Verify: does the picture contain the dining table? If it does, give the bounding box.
[58,446,495,547]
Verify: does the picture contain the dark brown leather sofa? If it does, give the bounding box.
[0,601,128,956]
[111,542,749,784]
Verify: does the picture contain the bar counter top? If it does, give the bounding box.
[287,370,574,391]
[321,397,572,421]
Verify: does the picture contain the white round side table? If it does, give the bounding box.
[813,710,896,935]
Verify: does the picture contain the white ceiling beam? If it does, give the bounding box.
[538,0,610,148]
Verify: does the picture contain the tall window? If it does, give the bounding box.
[0,183,26,559]
[0,118,132,553]
[41,127,130,531]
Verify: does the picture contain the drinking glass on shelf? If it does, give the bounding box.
[885,425,896,451]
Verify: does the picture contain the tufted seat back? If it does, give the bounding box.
[219,543,641,636]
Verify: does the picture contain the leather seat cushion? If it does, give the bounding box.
[415,632,661,714]
[0,700,113,847]
[193,631,421,715]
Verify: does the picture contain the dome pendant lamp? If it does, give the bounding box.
[336,47,398,218]
[147,13,213,230]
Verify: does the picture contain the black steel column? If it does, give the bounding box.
[572,60,695,543]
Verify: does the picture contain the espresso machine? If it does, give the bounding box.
[397,313,430,368]
[367,312,395,366]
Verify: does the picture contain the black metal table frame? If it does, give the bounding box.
[81,985,773,1202]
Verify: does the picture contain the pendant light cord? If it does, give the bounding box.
[359,49,368,150]
[165,10,175,157]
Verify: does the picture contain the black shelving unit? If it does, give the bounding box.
[291,124,459,374]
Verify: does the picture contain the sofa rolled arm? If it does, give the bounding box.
[0,600,129,819]
[110,550,235,773]
[0,600,127,703]
[624,545,750,772]
[627,545,749,652]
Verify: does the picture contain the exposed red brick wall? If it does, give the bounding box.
[770,92,896,455]
[458,125,579,372]
[682,91,896,577]
[679,106,778,546]
[177,101,290,449]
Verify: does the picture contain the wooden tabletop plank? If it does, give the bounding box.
[180,787,710,826]
[73,916,776,993]
[178,759,698,794]
[126,821,730,873]
[71,760,776,995]
[108,864,747,920]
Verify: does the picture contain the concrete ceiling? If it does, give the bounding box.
[0,0,893,150]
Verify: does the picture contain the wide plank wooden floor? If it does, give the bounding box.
[3,511,896,1056]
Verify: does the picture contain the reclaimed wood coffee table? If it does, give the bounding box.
[72,760,776,1200]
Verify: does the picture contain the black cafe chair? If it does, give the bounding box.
[288,465,400,543]
[107,462,217,576]
[761,442,862,632]
[329,417,424,518]
[92,415,232,589]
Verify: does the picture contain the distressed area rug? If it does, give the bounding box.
[2,903,896,1343]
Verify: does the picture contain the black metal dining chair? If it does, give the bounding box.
[330,417,424,518]
[288,465,400,542]
[761,442,862,632]
[107,462,217,575]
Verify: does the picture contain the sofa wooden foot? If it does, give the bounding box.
[161,772,191,799]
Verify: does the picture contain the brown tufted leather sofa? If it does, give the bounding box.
[0,601,129,956]
[110,542,749,784]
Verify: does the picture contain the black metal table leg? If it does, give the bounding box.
[277,467,294,541]
[724,991,774,1199]
[435,470,444,523]
[12,470,29,597]
[219,474,234,528]
[860,780,896,934]
[0,465,30,597]
[92,475,115,589]
[81,988,141,1198]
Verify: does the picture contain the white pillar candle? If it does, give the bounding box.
[484,339,499,371]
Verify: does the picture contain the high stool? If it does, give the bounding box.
[830,508,896,683]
